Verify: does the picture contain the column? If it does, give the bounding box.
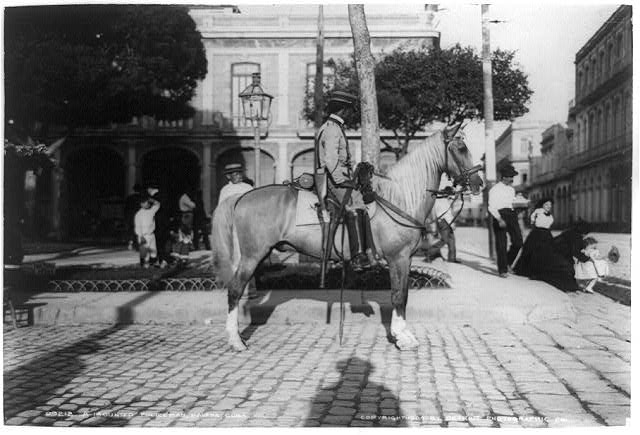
[277,52,289,126]
[202,141,212,213]
[276,141,289,183]
[50,149,62,240]
[126,143,137,194]
[202,42,214,125]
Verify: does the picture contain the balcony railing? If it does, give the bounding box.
[574,132,632,166]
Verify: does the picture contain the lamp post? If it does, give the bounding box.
[239,72,273,187]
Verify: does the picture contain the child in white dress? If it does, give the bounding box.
[574,237,619,293]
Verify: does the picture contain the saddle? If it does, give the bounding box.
[288,161,376,224]
[287,162,378,287]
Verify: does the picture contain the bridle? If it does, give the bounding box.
[442,134,483,193]
[374,130,482,234]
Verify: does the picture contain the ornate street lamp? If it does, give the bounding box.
[239,72,273,187]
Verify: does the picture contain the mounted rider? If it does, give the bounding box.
[315,90,374,271]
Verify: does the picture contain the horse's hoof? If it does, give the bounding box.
[396,337,419,351]
[393,330,419,350]
[228,335,248,352]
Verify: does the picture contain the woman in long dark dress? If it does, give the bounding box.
[514,198,580,292]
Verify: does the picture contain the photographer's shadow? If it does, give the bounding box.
[304,357,407,427]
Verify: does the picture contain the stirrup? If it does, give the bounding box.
[351,253,371,272]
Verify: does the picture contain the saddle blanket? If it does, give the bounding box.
[295,190,377,226]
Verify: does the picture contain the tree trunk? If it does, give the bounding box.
[348,4,380,168]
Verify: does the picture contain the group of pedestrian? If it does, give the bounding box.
[489,163,619,293]
[124,183,211,269]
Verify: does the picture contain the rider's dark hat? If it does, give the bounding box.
[223,162,244,175]
[327,91,357,106]
[499,164,518,177]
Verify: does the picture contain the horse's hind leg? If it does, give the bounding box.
[226,258,259,351]
[389,253,419,350]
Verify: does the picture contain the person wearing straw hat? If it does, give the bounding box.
[216,161,258,299]
[488,164,523,278]
[218,162,254,203]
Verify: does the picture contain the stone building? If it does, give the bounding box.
[527,5,632,232]
[41,5,439,239]
[494,119,552,192]
[568,5,632,232]
[528,124,574,227]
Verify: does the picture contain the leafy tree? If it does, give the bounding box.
[4,5,207,138]
[305,44,532,158]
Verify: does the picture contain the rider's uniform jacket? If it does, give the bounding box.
[316,114,352,185]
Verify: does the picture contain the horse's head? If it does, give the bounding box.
[443,124,483,194]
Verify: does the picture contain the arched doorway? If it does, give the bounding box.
[65,146,125,238]
[291,149,314,180]
[140,147,200,219]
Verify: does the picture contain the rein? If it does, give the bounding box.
[374,188,467,235]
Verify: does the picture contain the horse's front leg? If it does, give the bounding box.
[389,253,419,350]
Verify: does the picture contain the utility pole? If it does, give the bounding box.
[482,4,496,259]
[314,5,324,130]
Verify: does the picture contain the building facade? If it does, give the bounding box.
[494,119,552,191]
[568,5,632,231]
[526,5,633,232]
[41,5,439,239]
[527,124,574,227]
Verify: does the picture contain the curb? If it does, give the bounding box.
[10,286,575,328]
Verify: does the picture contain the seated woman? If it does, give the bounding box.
[514,198,581,292]
[574,237,620,293]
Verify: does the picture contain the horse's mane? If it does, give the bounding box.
[374,131,445,216]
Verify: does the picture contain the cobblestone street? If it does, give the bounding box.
[3,290,630,428]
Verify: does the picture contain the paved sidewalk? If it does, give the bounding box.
[3,290,630,427]
[4,236,631,428]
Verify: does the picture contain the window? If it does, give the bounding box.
[613,97,620,136]
[577,71,583,97]
[596,109,602,146]
[588,112,595,149]
[616,32,623,58]
[608,42,614,72]
[231,62,260,127]
[584,66,589,90]
[599,51,605,80]
[604,103,611,141]
[522,173,528,184]
[305,62,336,117]
[623,92,630,134]
[520,137,532,155]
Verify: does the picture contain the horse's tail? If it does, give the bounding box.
[211,198,239,285]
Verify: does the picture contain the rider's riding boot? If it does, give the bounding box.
[346,211,371,272]
[359,209,379,267]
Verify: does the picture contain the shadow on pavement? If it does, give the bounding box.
[239,289,397,346]
[3,291,161,426]
[453,250,502,277]
[303,357,407,427]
